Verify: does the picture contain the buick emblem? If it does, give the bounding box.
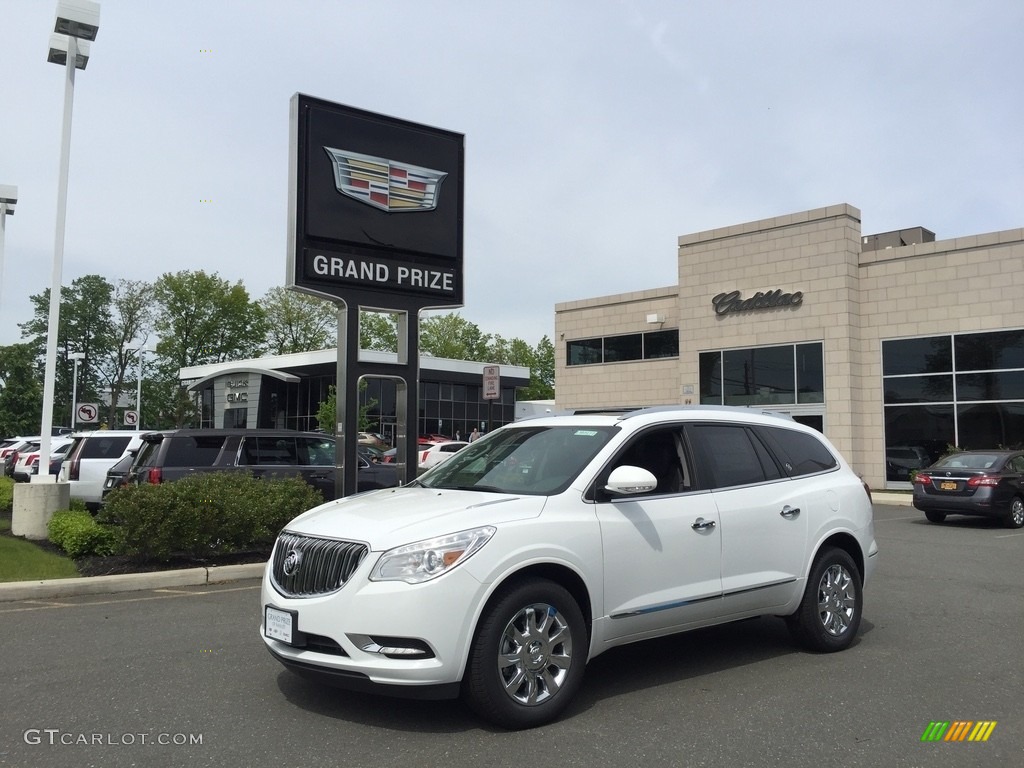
[282,549,302,576]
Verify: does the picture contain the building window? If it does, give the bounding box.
[566,329,679,366]
[882,329,1024,484]
[699,343,823,407]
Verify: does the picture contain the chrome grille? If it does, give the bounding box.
[271,532,368,598]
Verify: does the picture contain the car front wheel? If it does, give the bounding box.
[788,547,863,653]
[925,510,946,524]
[463,578,587,730]
[1006,497,1024,529]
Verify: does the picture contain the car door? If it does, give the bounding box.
[685,422,808,614]
[594,426,723,644]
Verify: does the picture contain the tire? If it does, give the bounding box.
[788,547,863,653]
[1006,497,1024,529]
[924,510,946,524]
[462,578,587,729]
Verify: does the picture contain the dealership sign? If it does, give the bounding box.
[712,289,803,316]
[287,95,465,309]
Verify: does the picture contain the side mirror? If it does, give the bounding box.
[605,465,657,496]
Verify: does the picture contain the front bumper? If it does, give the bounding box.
[259,557,488,694]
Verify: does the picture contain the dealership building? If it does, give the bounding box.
[180,349,528,444]
[555,203,1024,489]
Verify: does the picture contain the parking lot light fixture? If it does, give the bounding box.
[0,184,15,306]
[69,351,85,428]
[35,0,100,483]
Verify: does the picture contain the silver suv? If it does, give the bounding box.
[261,406,878,729]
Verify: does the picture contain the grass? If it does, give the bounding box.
[0,478,81,583]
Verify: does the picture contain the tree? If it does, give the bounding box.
[485,334,555,400]
[99,280,156,425]
[261,287,336,354]
[152,271,269,426]
[419,313,492,360]
[359,310,399,353]
[19,274,114,426]
[0,344,44,436]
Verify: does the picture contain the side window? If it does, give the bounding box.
[686,424,771,489]
[606,427,691,497]
[1009,456,1024,473]
[298,437,335,466]
[757,426,838,477]
[242,437,298,466]
[165,436,228,467]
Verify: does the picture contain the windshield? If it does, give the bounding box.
[933,453,1003,470]
[419,425,618,495]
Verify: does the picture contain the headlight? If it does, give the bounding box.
[369,526,496,584]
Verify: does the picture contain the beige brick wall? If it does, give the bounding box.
[553,203,1024,489]
[555,287,680,408]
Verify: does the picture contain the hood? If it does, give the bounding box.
[284,485,547,550]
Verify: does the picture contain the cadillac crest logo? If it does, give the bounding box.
[324,147,447,212]
[282,549,302,576]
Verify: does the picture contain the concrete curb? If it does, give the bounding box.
[0,562,266,603]
[872,492,913,506]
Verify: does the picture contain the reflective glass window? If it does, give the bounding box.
[603,334,643,363]
[883,376,954,404]
[882,336,951,375]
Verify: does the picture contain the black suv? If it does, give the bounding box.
[128,429,398,499]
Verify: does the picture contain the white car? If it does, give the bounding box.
[12,438,74,482]
[261,406,878,729]
[60,430,148,510]
[417,440,469,470]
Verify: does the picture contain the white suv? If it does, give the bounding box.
[60,430,147,510]
[260,407,878,729]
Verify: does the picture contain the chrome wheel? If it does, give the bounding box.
[788,547,862,652]
[498,603,574,705]
[817,564,857,636]
[1008,497,1024,529]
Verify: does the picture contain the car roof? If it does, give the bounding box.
[512,405,800,429]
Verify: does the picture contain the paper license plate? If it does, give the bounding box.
[939,481,957,491]
[265,606,295,644]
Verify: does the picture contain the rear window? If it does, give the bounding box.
[757,426,838,477]
[79,436,131,460]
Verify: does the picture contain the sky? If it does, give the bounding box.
[1,0,1022,351]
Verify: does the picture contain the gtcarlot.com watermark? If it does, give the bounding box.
[24,729,203,747]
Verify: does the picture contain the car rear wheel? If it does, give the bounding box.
[1006,497,1024,529]
[463,578,586,730]
[788,547,863,653]
[924,510,946,524]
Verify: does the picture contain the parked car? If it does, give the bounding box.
[100,450,140,502]
[2,437,39,478]
[418,440,469,470]
[357,432,389,450]
[912,450,1024,528]
[261,406,878,729]
[12,438,74,482]
[60,430,149,511]
[129,429,399,499]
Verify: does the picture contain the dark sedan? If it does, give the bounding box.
[912,450,1024,528]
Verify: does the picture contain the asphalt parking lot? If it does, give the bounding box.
[0,501,1020,768]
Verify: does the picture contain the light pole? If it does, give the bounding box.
[35,0,100,482]
[69,351,85,428]
[124,343,150,429]
[0,185,16,304]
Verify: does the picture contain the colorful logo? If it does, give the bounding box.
[921,721,997,742]
[324,147,447,213]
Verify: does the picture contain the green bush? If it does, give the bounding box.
[0,477,14,513]
[47,510,124,558]
[99,471,323,560]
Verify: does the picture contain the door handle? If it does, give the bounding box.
[691,517,716,531]
[780,506,801,518]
